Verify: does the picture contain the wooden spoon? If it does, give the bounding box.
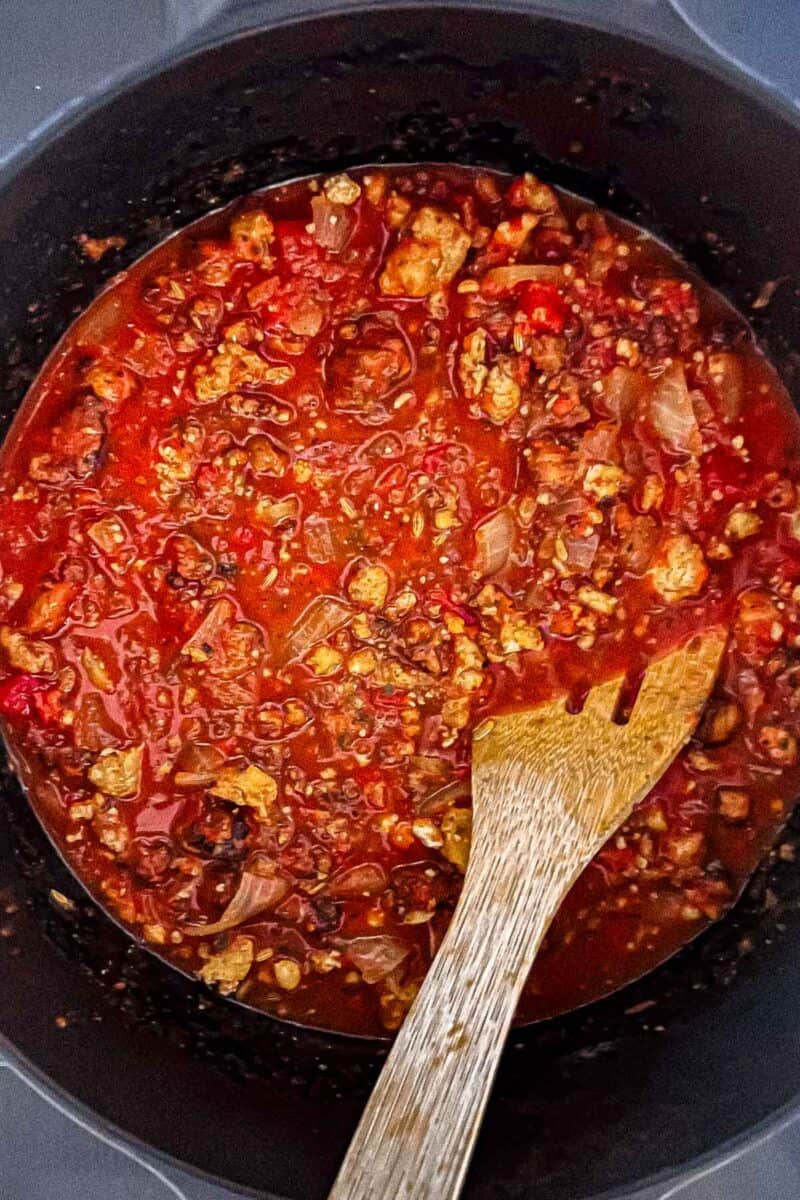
[329,627,727,1200]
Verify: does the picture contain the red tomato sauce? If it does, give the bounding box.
[1,164,800,1035]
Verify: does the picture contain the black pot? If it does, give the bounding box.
[2,6,800,1197]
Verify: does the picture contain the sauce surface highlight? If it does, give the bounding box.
[1,165,799,1036]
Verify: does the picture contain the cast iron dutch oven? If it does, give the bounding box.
[2,5,800,1197]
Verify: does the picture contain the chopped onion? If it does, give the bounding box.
[284,595,354,662]
[736,668,765,724]
[327,862,388,898]
[245,923,312,964]
[707,352,744,423]
[341,934,410,984]
[600,366,651,419]
[691,389,715,427]
[304,515,336,564]
[564,533,599,570]
[173,743,225,789]
[482,264,564,293]
[579,420,619,463]
[548,495,588,521]
[417,777,471,815]
[475,506,515,576]
[311,195,355,252]
[174,770,217,788]
[182,597,235,660]
[649,362,701,453]
[183,866,291,936]
[72,693,123,753]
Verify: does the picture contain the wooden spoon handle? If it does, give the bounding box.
[329,771,578,1200]
[330,633,726,1200]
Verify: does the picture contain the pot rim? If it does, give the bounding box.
[2,4,800,1197]
[3,0,800,191]
[3,1021,800,1200]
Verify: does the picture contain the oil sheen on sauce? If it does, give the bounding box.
[0,164,799,1036]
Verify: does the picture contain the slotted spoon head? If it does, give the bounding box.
[471,625,729,853]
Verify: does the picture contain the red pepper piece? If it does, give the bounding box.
[506,178,530,208]
[32,687,63,725]
[485,214,536,265]
[421,442,470,476]
[231,525,257,551]
[427,586,479,627]
[593,845,637,880]
[373,687,411,710]
[700,447,751,503]
[0,674,49,722]
[517,281,568,334]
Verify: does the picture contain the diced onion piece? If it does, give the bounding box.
[548,495,588,521]
[736,667,766,723]
[691,388,715,427]
[174,742,225,789]
[310,195,355,252]
[475,506,515,576]
[81,645,115,693]
[441,808,471,872]
[341,934,410,983]
[564,533,599,570]
[600,365,651,419]
[304,515,336,564]
[649,362,701,453]
[482,264,564,293]
[174,770,218,788]
[579,421,619,463]
[327,862,388,898]
[284,595,354,662]
[417,777,471,816]
[409,755,449,777]
[183,867,291,935]
[182,598,235,661]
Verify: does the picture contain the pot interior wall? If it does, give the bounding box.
[2,8,800,1199]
